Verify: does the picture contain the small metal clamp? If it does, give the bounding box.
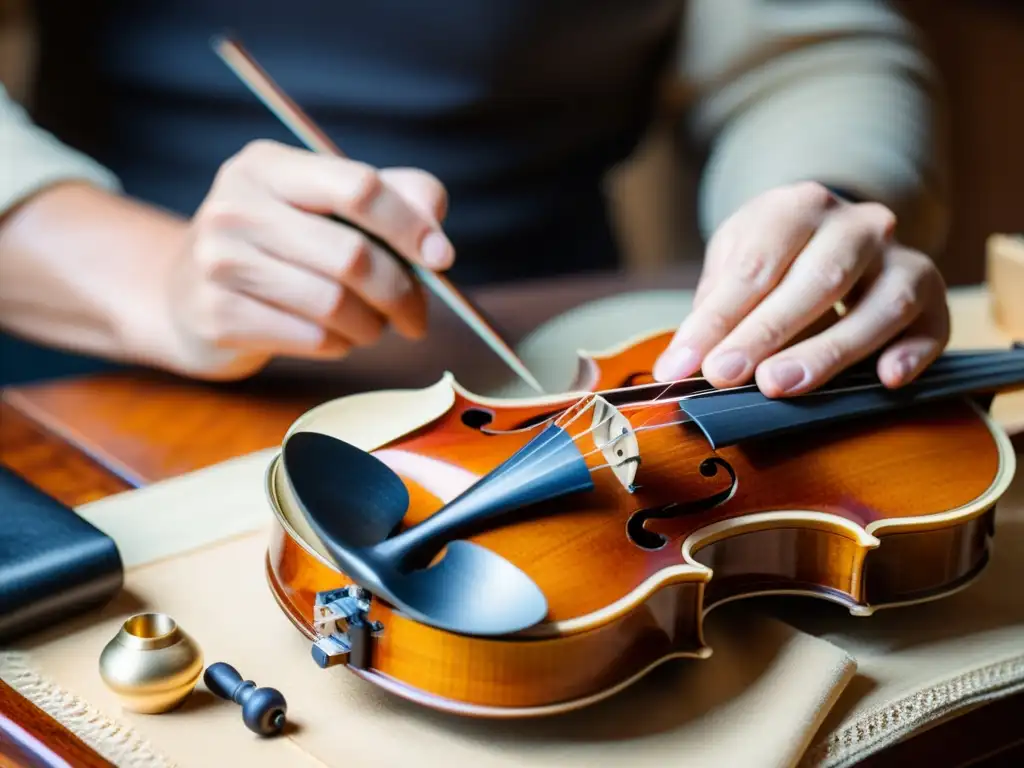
[311,585,384,670]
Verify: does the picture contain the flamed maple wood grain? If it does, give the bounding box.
[2,268,1023,762]
[265,329,1012,713]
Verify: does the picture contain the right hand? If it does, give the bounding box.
[165,140,454,380]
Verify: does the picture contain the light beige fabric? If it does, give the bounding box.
[2,285,1022,768]
[0,1,946,257]
[0,448,856,768]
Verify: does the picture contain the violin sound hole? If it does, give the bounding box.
[626,457,737,550]
[460,408,494,430]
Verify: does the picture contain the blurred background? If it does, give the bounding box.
[605,0,1024,288]
[2,0,1021,289]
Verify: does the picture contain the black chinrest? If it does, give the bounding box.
[283,428,592,636]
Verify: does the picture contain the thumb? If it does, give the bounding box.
[379,167,449,224]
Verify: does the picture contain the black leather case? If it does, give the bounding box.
[0,465,124,643]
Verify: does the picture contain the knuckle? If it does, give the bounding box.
[406,168,449,219]
[313,282,346,323]
[817,336,846,370]
[335,236,374,281]
[377,264,416,309]
[240,138,281,164]
[216,139,277,181]
[428,176,449,218]
[699,305,734,339]
[905,249,939,282]
[339,161,382,210]
[195,199,251,234]
[192,238,236,283]
[787,180,834,210]
[213,154,244,184]
[810,252,856,295]
[859,202,898,236]
[734,248,774,287]
[887,281,922,324]
[750,317,786,351]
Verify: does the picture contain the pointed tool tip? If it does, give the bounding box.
[508,362,545,395]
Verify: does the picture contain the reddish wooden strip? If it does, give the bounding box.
[0,402,130,507]
[0,681,112,768]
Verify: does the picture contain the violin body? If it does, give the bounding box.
[264,328,1020,717]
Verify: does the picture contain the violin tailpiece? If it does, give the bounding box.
[282,415,629,638]
[260,334,1024,716]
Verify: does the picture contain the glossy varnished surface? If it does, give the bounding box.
[347,393,1002,622]
[2,271,1023,763]
[2,372,326,486]
[265,329,1012,712]
[0,402,130,507]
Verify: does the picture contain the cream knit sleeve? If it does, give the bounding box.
[0,83,121,217]
[678,0,949,255]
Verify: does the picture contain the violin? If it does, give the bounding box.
[264,328,1024,718]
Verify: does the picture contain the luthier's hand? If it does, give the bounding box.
[652,181,950,397]
[165,140,453,379]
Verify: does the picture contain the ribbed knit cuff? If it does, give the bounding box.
[0,85,122,217]
[694,42,949,256]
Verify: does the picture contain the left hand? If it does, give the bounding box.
[652,181,950,397]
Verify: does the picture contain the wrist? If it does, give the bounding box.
[0,182,191,371]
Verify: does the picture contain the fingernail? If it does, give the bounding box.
[763,359,809,393]
[704,350,748,382]
[421,231,453,268]
[653,346,701,381]
[893,353,919,384]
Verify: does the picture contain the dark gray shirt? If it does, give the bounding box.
[32,0,682,285]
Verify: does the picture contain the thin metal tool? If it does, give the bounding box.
[212,35,545,394]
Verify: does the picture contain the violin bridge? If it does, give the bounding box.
[590,396,640,492]
[310,586,384,671]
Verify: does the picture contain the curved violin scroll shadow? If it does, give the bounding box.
[281,428,595,636]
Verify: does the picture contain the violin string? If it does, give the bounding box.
[619,380,677,430]
[491,398,646,494]
[631,415,694,436]
[465,414,628,499]
[478,389,678,437]
[470,351,1020,438]
[571,356,1024,478]
[489,396,616,483]
[579,352,1024,475]
[482,362,1024,497]
[608,357,1024,419]
[467,353,1024,497]
[581,347,1023,402]
[622,359,1024,432]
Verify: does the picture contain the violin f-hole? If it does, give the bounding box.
[626,457,737,550]
[460,408,495,430]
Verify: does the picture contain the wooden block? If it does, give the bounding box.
[986,233,1024,338]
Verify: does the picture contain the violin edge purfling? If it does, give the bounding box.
[263,337,1024,718]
